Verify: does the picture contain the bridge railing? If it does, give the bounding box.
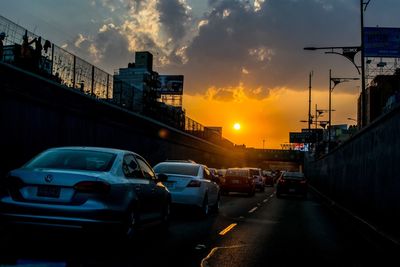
[0,15,113,100]
[0,15,218,147]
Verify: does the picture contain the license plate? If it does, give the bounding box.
[232,179,240,184]
[37,186,60,198]
[289,188,296,193]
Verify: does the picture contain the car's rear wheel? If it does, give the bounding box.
[123,209,139,241]
[199,195,209,217]
[160,201,171,230]
[211,194,220,213]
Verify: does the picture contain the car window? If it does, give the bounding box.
[24,149,117,172]
[225,169,249,177]
[153,163,200,176]
[123,154,143,178]
[203,168,211,180]
[136,157,156,180]
[249,169,260,176]
[283,172,305,179]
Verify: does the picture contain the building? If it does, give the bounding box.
[113,51,159,113]
[358,70,400,125]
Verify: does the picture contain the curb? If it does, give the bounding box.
[309,185,400,249]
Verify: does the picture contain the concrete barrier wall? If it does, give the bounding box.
[0,63,244,177]
[305,104,400,240]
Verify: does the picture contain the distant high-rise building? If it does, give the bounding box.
[135,51,153,72]
[113,51,158,112]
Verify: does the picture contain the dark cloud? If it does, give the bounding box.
[157,0,191,43]
[168,0,360,97]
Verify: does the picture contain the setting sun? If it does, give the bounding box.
[233,123,241,130]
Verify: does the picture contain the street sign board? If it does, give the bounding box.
[289,132,316,143]
[302,128,323,141]
[157,75,184,95]
[364,27,400,58]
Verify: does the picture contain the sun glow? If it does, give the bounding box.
[233,123,241,130]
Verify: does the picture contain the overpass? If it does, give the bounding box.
[0,62,303,177]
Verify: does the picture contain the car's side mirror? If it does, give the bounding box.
[157,173,168,183]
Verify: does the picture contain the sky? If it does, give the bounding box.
[2,0,400,148]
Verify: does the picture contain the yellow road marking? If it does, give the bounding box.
[218,223,237,236]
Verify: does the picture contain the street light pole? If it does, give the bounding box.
[360,0,369,127]
[308,71,313,130]
[328,72,359,152]
[329,69,332,152]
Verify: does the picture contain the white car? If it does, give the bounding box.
[153,162,220,217]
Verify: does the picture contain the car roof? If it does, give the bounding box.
[46,146,138,156]
[156,161,203,167]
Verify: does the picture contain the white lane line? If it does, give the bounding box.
[195,244,206,250]
[263,199,268,203]
[248,207,258,213]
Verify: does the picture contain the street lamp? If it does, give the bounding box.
[304,46,361,74]
[304,0,370,129]
[328,69,359,151]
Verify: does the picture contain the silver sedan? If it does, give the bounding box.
[0,147,171,239]
[153,162,220,217]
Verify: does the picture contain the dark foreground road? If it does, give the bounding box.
[0,187,397,267]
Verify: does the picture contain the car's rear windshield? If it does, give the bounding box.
[225,169,249,177]
[154,164,200,176]
[283,172,305,179]
[24,149,117,172]
[249,169,260,176]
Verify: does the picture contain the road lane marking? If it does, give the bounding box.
[201,245,245,267]
[195,244,206,250]
[248,207,258,213]
[263,199,268,203]
[218,223,237,236]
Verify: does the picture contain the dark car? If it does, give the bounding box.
[221,168,255,196]
[276,171,307,198]
[0,147,171,240]
[262,170,275,187]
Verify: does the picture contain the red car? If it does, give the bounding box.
[221,168,255,196]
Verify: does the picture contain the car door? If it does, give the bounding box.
[203,167,219,205]
[135,156,164,221]
[122,154,154,222]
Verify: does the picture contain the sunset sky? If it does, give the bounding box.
[2,0,400,148]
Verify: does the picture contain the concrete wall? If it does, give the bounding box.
[305,103,400,240]
[0,63,244,177]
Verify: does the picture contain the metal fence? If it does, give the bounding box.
[0,15,112,99]
[0,15,209,142]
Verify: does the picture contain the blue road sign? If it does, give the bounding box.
[364,27,400,58]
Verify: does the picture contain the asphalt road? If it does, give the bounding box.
[0,187,396,267]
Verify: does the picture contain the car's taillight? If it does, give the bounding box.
[278,179,286,184]
[74,181,110,194]
[5,176,25,189]
[187,180,201,187]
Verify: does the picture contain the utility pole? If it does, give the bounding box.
[308,71,313,130]
[360,0,369,128]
